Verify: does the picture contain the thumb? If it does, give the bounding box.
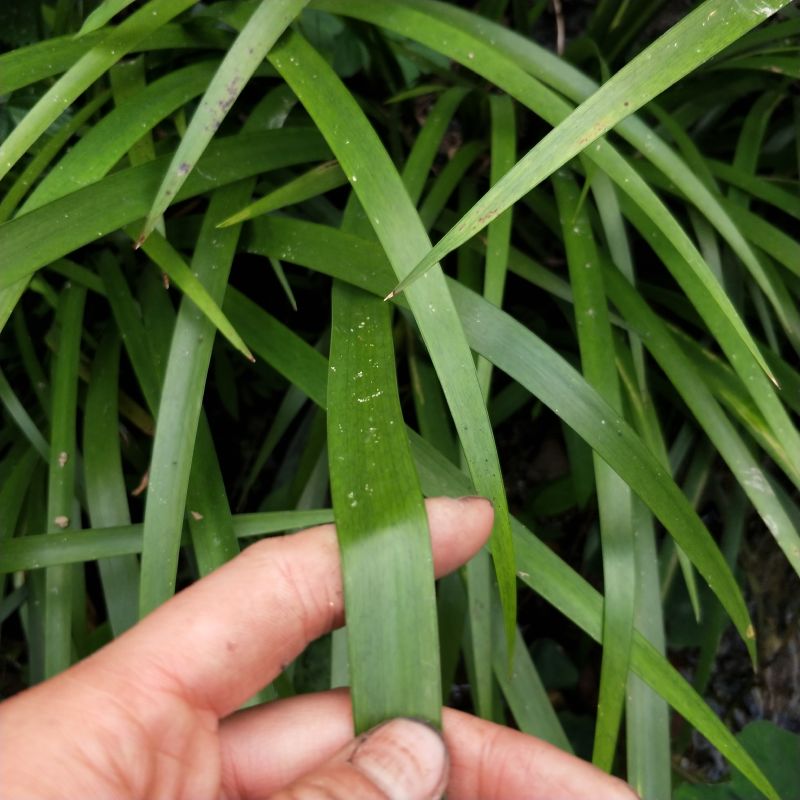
[267,717,449,800]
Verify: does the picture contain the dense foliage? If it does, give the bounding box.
[1,1,799,797]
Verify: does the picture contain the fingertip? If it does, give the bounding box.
[353,718,449,800]
[425,496,495,577]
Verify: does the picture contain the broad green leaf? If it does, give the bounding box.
[408,434,776,800]
[138,0,309,243]
[397,83,495,719]
[0,0,198,183]
[328,280,441,731]
[269,30,518,652]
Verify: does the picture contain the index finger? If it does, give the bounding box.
[74,496,493,717]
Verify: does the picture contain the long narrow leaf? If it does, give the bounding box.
[138,182,252,614]
[77,0,138,36]
[43,285,86,677]
[83,330,140,635]
[328,280,441,731]
[322,0,799,481]
[218,160,347,228]
[22,61,218,213]
[0,510,335,573]
[126,226,254,362]
[553,170,635,771]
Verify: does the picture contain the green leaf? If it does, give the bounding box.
[77,0,138,36]
[44,284,86,677]
[0,367,49,460]
[553,170,635,771]
[0,510,335,573]
[476,93,515,401]
[401,86,469,204]
[138,0,309,244]
[323,0,800,490]
[0,91,111,223]
[83,330,140,636]
[217,160,347,228]
[126,226,254,362]
[328,280,441,731]
[221,279,773,799]
[603,264,800,580]
[138,182,253,615]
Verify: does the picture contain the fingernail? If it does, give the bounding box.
[353,718,448,800]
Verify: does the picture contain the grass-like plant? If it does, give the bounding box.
[1,1,798,797]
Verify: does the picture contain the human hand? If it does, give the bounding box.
[0,496,637,799]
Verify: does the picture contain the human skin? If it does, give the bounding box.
[0,496,638,799]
